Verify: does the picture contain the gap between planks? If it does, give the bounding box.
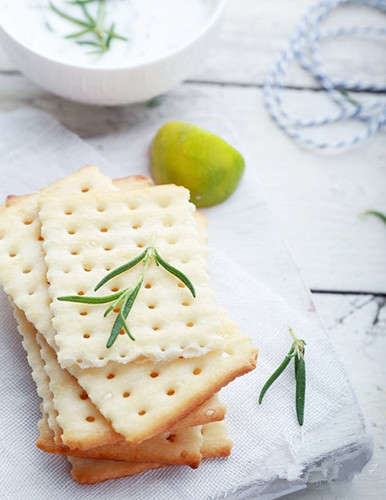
[312,290,386,298]
[186,80,386,95]
[0,70,385,96]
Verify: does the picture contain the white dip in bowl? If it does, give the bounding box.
[0,0,226,105]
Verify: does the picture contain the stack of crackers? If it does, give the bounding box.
[0,167,257,484]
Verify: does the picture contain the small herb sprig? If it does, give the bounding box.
[58,246,196,348]
[362,210,386,225]
[49,0,127,54]
[259,328,306,426]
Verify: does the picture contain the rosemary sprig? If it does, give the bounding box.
[95,249,147,291]
[362,210,386,225]
[58,290,123,304]
[153,249,196,298]
[49,0,127,54]
[57,246,196,348]
[259,328,306,426]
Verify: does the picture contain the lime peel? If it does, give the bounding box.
[150,121,245,208]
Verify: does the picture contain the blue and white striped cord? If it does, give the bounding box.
[263,0,386,150]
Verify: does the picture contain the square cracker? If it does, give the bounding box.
[13,306,62,444]
[69,316,256,444]
[68,421,232,484]
[38,187,224,368]
[6,174,228,451]
[14,304,226,452]
[37,325,226,454]
[0,166,116,348]
[1,169,256,445]
[37,418,232,484]
[69,458,161,484]
[57,421,232,465]
[37,331,122,450]
[39,420,204,468]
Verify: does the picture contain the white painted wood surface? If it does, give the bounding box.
[201,0,386,88]
[0,0,385,498]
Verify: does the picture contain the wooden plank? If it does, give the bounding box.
[200,0,386,88]
[286,292,386,500]
[0,74,384,293]
[0,0,385,88]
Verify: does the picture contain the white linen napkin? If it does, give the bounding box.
[0,109,371,500]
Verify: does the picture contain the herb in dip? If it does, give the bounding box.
[50,0,128,54]
[1,1,213,67]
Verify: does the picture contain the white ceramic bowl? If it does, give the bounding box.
[0,1,226,106]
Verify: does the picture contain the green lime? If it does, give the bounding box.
[150,121,245,208]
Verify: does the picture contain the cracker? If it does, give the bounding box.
[70,316,257,444]
[40,422,204,467]
[4,176,153,209]
[4,175,152,449]
[1,170,256,447]
[112,175,154,190]
[36,331,122,450]
[37,400,225,466]
[6,175,227,452]
[37,417,231,484]
[38,187,224,368]
[13,303,123,449]
[14,304,225,450]
[200,421,233,458]
[69,457,162,484]
[171,396,225,431]
[68,421,232,484]
[0,166,115,348]
[13,307,61,443]
[37,323,226,451]
[37,409,227,467]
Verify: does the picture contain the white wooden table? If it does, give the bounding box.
[0,1,385,498]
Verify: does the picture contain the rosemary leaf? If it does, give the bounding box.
[363,210,386,225]
[52,0,127,55]
[258,348,294,404]
[154,250,196,297]
[96,0,106,33]
[49,2,91,29]
[57,291,123,304]
[119,315,134,341]
[66,28,91,39]
[119,279,143,341]
[76,40,101,46]
[103,290,130,317]
[108,31,128,42]
[79,3,95,26]
[105,22,115,50]
[106,291,130,348]
[295,356,306,426]
[67,0,99,4]
[94,249,148,291]
[106,281,142,347]
[107,307,126,348]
